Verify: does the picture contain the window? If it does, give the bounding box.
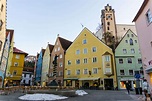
[129,38,133,45]
[13,70,17,75]
[59,71,63,76]
[67,70,71,75]
[131,34,134,37]
[1,5,3,12]
[83,39,87,44]
[24,74,26,77]
[58,47,60,51]
[146,9,152,24]
[60,54,62,58]
[138,58,142,64]
[107,26,110,30]
[105,55,110,61]
[59,62,63,67]
[107,22,110,25]
[50,72,53,77]
[68,60,71,65]
[66,80,72,86]
[120,70,125,75]
[135,40,137,43]
[92,57,97,63]
[92,47,96,52]
[129,70,133,75]
[139,49,141,54]
[15,55,20,59]
[131,49,135,54]
[76,59,80,64]
[119,59,123,64]
[84,69,88,74]
[127,34,129,37]
[0,40,2,51]
[55,48,57,52]
[123,49,127,54]
[93,68,98,74]
[83,58,87,64]
[83,48,88,54]
[76,69,80,75]
[127,58,132,63]
[125,40,128,43]
[14,62,19,66]
[76,50,80,54]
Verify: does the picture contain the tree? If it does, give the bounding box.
[102,32,117,52]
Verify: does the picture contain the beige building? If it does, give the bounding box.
[0,0,7,61]
[95,4,136,43]
[0,0,7,88]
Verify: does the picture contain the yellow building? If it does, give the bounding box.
[8,47,28,86]
[64,28,117,90]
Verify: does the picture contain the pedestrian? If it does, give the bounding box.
[125,81,131,94]
[142,79,151,101]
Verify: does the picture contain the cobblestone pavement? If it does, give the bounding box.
[0,90,143,101]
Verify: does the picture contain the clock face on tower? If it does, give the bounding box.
[106,14,112,20]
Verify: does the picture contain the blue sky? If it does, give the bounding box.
[7,0,143,55]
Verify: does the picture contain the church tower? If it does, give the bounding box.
[101,4,117,42]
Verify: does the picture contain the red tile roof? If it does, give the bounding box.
[6,29,14,43]
[13,47,28,56]
[48,44,54,53]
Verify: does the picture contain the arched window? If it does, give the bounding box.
[0,40,2,51]
[129,38,133,45]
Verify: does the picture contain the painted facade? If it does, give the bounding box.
[20,55,36,86]
[64,28,117,90]
[0,0,7,88]
[5,30,14,80]
[35,49,45,85]
[133,0,152,86]
[41,44,54,86]
[115,29,143,89]
[48,36,72,86]
[0,0,7,62]
[8,47,28,86]
[0,29,14,88]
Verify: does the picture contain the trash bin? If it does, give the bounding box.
[135,88,139,94]
[139,87,142,95]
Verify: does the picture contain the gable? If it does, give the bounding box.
[115,29,139,56]
[66,27,112,53]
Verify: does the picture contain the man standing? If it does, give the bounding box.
[126,81,131,94]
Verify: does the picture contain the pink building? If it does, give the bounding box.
[133,0,152,85]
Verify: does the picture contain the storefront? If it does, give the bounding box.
[119,78,136,89]
[64,78,78,88]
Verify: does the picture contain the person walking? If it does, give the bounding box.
[142,79,151,101]
[126,81,131,94]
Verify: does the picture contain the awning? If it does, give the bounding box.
[145,66,152,73]
[64,78,78,80]
[79,77,100,81]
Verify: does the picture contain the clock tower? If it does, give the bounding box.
[101,4,117,42]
